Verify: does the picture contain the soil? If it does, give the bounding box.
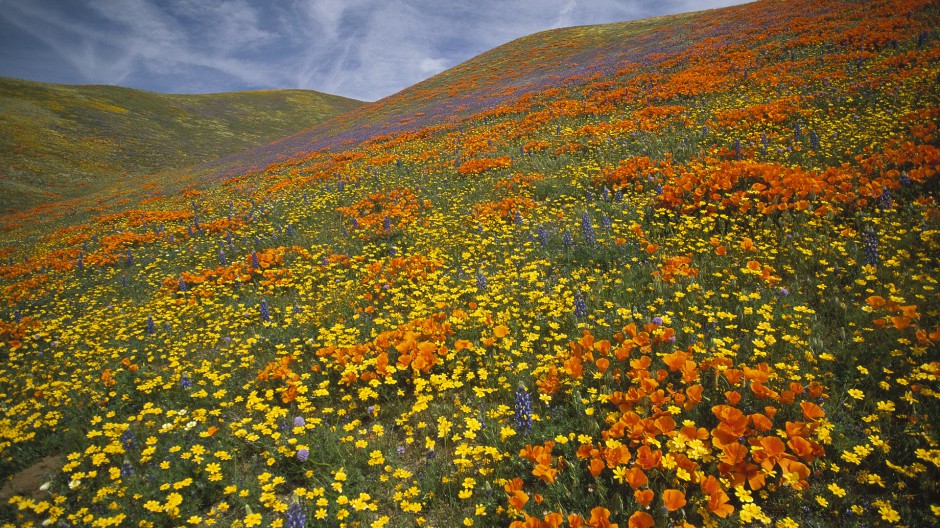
[0,455,63,502]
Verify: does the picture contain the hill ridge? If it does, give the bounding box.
[0,76,364,211]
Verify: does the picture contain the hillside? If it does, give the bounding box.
[1,0,939,527]
[0,77,364,211]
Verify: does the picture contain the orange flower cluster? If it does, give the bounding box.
[256,355,301,404]
[653,255,698,283]
[336,188,424,239]
[0,315,39,351]
[531,325,829,520]
[712,98,805,129]
[473,196,536,224]
[456,156,512,175]
[520,440,561,484]
[494,172,544,195]
[162,246,297,294]
[315,312,458,384]
[360,254,443,312]
[599,156,672,191]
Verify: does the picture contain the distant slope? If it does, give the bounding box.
[0,77,364,211]
[198,7,713,180]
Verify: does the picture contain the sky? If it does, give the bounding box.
[0,0,752,102]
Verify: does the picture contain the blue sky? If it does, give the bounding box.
[0,0,752,102]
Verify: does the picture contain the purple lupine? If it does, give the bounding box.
[574,291,588,317]
[563,229,574,248]
[513,385,533,433]
[251,251,261,270]
[863,229,879,266]
[879,187,892,209]
[536,226,548,247]
[581,212,596,246]
[286,501,306,528]
[476,269,487,292]
[146,316,157,335]
[260,299,271,322]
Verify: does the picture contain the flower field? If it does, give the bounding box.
[1,0,939,526]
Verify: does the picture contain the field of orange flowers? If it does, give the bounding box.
[1,0,939,527]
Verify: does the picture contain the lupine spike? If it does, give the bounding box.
[581,211,596,246]
[879,187,892,209]
[513,384,533,433]
[537,226,548,247]
[863,229,879,267]
[260,299,271,322]
[476,269,487,292]
[146,316,156,335]
[574,291,588,317]
[286,501,306,528]
[563,229,574,248]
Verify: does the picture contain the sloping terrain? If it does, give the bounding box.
[1,1,939,527]
[0,77,364,211]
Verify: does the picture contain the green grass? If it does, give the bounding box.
[0,77,364,212]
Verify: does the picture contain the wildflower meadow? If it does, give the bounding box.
[1,0,939,527]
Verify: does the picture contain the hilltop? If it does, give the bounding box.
[0,77,364,211]
[0,1,938,527]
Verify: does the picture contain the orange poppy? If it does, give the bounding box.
[628,511,654,528]
[662,489,687,511]
[634,488,654,507]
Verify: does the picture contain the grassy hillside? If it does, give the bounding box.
[0,78,364,211]
[1,0,939,527]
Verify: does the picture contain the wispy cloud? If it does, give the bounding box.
[0,0,752,101]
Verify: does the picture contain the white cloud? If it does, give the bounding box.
[0,0,754,100]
